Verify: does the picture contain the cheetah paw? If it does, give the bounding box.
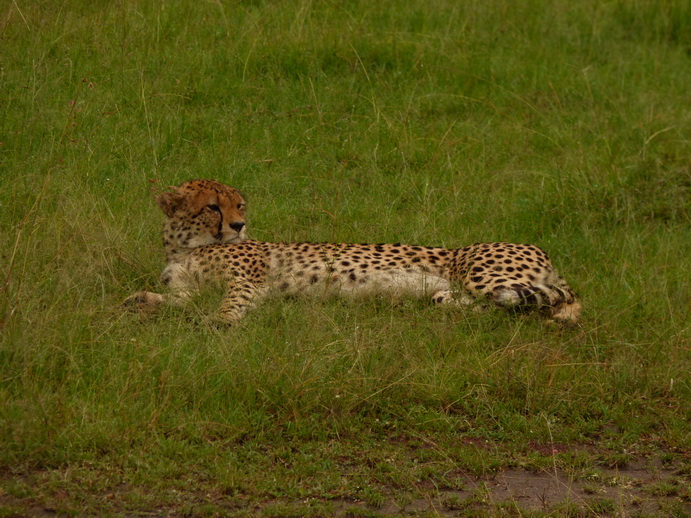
[122,291,165,312]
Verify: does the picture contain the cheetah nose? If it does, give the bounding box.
[229,222,245,232]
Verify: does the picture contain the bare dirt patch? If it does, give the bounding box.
[330,460,689,516]
[1,457,689,516]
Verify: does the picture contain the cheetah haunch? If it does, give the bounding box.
[126,180,581,324]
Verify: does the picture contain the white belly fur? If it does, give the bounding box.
[269,268,450,299]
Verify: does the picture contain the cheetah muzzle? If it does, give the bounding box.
[125,179,581,325]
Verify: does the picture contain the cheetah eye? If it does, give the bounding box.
[207,204,221,212]
[237,203,245,210]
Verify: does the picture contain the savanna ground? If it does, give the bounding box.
[1,1,689,516]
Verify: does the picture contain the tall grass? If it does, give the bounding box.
[1,0,689,512]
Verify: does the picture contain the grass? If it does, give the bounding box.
[1,0,689,515]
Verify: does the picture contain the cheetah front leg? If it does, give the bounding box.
[124,262,199,314]
[123,289,193,313]
[217,277,266,323]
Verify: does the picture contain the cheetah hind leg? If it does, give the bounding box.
[432,289,485,312]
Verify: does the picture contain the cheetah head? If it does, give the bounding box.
[157,180,247,249]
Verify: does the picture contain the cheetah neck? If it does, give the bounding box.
[162,220,197,262]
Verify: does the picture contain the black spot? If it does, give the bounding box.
[472,266,484,273]
[279,282,289,291]
[471,276,483,282]
[310,275,319,284]
[412,257,421,263]
[349,273,357,281]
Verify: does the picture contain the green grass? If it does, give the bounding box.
[1,0,689,515]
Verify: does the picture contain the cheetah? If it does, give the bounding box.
[125,179,581,324]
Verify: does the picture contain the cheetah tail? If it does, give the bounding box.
[494,283,574,307]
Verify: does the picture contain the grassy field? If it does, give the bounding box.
[1,0,689,516]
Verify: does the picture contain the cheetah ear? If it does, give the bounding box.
[156,187,185,217]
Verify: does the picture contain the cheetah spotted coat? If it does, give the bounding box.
[127,180,581,324]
